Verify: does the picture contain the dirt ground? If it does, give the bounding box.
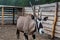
[0,25,60,40]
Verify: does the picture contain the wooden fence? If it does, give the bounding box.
[24,2,60,38]
[0,5,23,25]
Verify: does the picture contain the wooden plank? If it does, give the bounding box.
[24,10,32,11]
[0,16,13,17]
[42,22,52,25]
[57,12,60,16]
[58,8,60,12]
[55,9,60,12]
[4,14,13,16]
[44,28,60,37]
[56,22,60,26]
[43,23,53,25]
[56,26,60,31]
[42,20,53,25]
[42,15,54,17]
[0,5,22,8]
[2,7,4,25]
[44,29,60,38]
[55,33,60,38]
[42,16,54,21]
[57,17,60,21]
[55,28,60,33]
[40,7,55,12]
[37,10,55,12]
[40,3,55,8]
[44,25,60,33]
[24,7,32,9]
[44,29,52,35]
[44,27,52,31]
[35,6,39,9]
[24,8,55,12]
[0,12,12,14]
[42,12,55,16]
[51,2,58,39]
[4,19,13,20]
[24,12,33,14]
[41,6,55,9]
[25,11,33,13]
[38,7,55,10]
[43,24,52,28]
[58,2,60,12]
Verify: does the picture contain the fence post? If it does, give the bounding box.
[13,8,15,25]
[2,7,4,26]
[51,2,58,39]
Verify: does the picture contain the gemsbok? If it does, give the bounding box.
[16,14,48,40]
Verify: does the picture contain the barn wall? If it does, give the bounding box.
[24,2,60,38]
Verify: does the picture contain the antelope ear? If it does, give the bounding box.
[43,17,48,21]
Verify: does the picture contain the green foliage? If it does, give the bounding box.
[0,0,16,5]
[0,0,60,6]
[15,0,29,6]
[0,0,29,6]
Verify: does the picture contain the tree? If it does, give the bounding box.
[7,0,16,6]
[0,0,60,6]
[1,0,7,5]
[15,0,29,6]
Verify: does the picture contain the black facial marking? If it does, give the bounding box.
[38,18,41,21]
[38,23,43,32]
[31,15,34,19]
[39,23,43,28]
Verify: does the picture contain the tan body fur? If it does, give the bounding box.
[17,15,36,35]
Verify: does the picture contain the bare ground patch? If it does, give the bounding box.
[0,25,60,40]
